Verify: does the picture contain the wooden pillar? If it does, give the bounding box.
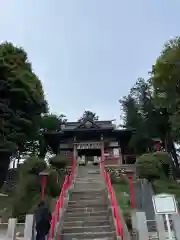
[101,134,104,166]
[118,146,122,165]
[73,136,77,165]
[120,144,125,164]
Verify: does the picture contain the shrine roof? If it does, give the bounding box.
[43,128,134,154]
[61,120,115,131]
[43,128,134,140]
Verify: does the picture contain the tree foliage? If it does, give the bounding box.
[120,78,163,154]
[150,37,180,168]
[78,110,99,122]
[152,37,180,142]
[0,42,47,188]
[12,156,60,221]
[38,113,67,158]
[40,113,67,132]
[120,37,180,168]
[49,155,71,169]
[136,152,171,181]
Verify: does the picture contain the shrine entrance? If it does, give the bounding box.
[75,142,102,162]
[78,149,101,157]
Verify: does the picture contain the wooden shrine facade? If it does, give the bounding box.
[43,118,136,168]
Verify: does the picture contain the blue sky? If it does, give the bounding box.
[0,1,179,124]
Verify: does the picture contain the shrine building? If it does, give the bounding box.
[43,118,136,171]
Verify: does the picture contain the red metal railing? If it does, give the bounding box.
[101,154,123,239]
[128,176,136,209]
[48,156,76,240]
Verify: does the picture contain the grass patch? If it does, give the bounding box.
[113,181,131,211]
[0,195,13,222]
[152,179,180,199]
[113,180,133,230]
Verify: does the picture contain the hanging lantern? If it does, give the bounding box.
[152,138,162,151]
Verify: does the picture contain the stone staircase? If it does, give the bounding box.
[59,165,117,240]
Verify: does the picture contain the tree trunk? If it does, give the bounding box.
[13,159,16,168]
[17,151,21,168]
[39,138,47,158]
[165,131,180,178]
[0,153,11,189]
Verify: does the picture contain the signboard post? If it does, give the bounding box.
[152,194,178,240]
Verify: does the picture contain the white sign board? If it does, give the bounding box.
[152,194,177,215]
[113,148,120,157]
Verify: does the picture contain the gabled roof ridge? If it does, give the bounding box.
[75,118,100,129]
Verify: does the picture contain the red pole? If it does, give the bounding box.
[41,176,47,200]
[155,141,161,151]
[101,144,105,168]
[128,176,136,208]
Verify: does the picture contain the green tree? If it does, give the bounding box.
[120,78,162,154]
[78,110,99,122]
[120,94,147,153]
[40,113,67,131]
[151,37,180,167]
[12,156,60,221]
[0,42,47,188]
[38,113,67,158]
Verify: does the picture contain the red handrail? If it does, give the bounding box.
[48,157,76,240]
[128,176,136,208]
[101,156,123,239]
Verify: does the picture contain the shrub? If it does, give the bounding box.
[123,209,132,231]
[49,155,71,169]
[152,151,172,165]
[136,151,172,181]
[12,156,60,221]
[136,153,161,181]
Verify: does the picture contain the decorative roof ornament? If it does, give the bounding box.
[85,121,92,128]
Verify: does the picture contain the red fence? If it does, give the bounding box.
[101,154,123,239]
[128,176,136,209]
[48,156,76,239]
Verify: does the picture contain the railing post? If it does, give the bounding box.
[6,218,17,240]
[155,215,166,240]
[171,214,180,240]
[128,176,136,208]
[24,214,34,240]
[132,211,149,240]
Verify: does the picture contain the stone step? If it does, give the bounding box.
[76,176,102,179]
[66,206,108,213]
[63,219,111,227]
[63,214,110,222]
[76,177,102,180]
[65,210,109,218]
[62,225,112,234]
[70,192,106,198]
[68,199,108,207]
[74,185,104,188]
[70,197,106,202]
[68,201,108,207]
[71,189,105,194]
[59,231,116,239]
[70,196,106,202]
[74,183,104,186]
[75,180,102,183]
[73,188,105,192]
